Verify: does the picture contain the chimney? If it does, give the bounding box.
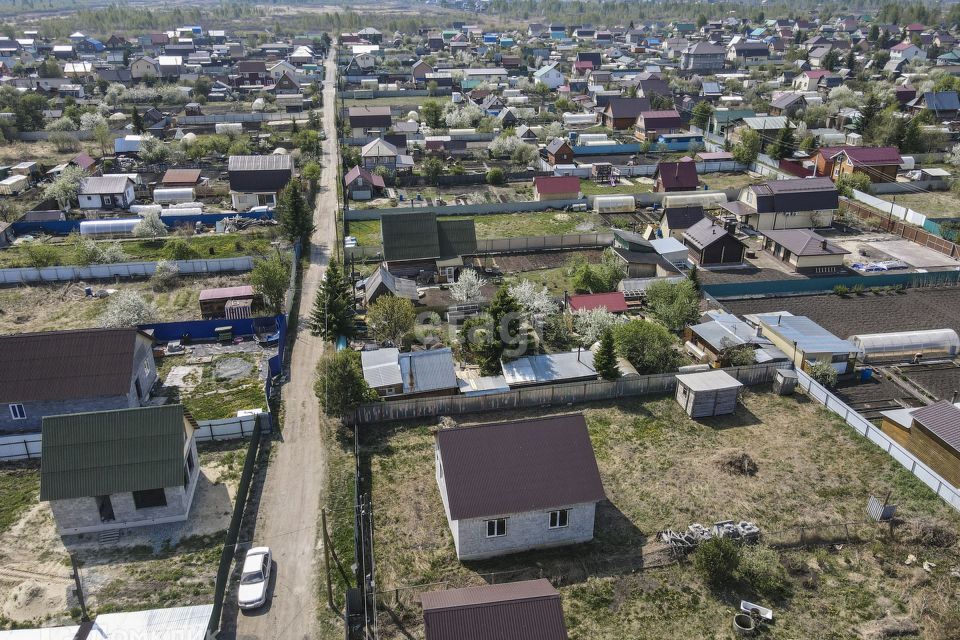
[953,391,958,404]
[821,239,828,250]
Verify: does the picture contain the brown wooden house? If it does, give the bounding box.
[545,138,574,165]
[880,401,960,487]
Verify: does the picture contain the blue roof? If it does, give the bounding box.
[924,91,960,111]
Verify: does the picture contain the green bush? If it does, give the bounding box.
[165,238,198,261]
[22,242,59,268]
[737,545,792,601]
[485,167,505,185]
[833,284,849,296]
[851,283,864,295]
[809,360,839,389]
[694,537,740,588]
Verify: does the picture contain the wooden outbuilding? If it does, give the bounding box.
[675,370,743,418]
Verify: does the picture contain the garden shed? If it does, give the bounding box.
[675,369,743,418]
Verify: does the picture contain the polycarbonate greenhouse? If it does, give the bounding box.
[849,329,960,363]
[79,219,140,237]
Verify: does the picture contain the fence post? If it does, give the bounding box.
[23,440,30,460]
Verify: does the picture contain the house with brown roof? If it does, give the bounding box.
[435,414,605,560]
[544,138,574,165]
[719,177,838,230]
[0,328,157,433]
[348,105,392,136]
[828,147,903,183]
[682,218,746,266]
[160,168,203,188]
[344,165,385,201]
[654,161,699,192]
[758,228,850,274]
[600,97,651,130]
[635,109,683,141]
[421,579,569,640]
[533,175,581,201]
[880,401,960,488]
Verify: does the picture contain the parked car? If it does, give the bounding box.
[238,546,272,610]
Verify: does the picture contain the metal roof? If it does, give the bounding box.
[911,401,960,453]
[161,168,202,184]
[40,405,188,502]
[691,312,771,352]
[567,292,628,313]
[79,175,131,195]
[662,205,705,230]
[0,626,81,639]
[760,229,849,257]
[361,348,403,388]
[682,218,735,250]
[381,212,476,262]
[421,579,568,640]
[756,313,856,354]
[87,604,213,639]
[198,285,254,302]
[227,154,293,172]
[436,414,605,520]
[364,266,418,304]
[676,369,744,391]
[0,328,145,404]
[502,350,597,386]
[399,348,458,394]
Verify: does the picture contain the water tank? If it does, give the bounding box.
[154,188,196,204]
[79,218,140,237]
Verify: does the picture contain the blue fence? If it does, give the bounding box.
[703,270,960,299]
[571,143,642,155]
[924,218,960,242]
[11,210,274,236]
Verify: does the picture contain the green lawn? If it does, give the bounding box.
[579,178,652,196]
[0,467,39,535]
[880,192,960,220]
[701,172,764,191]
[346,219,383,246]
[159,353,266,421]
[0,231,278,268]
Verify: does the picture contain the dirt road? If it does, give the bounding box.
[231,48,340,640]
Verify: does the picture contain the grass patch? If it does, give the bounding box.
[879,191,960,220]
[346,219,382,247]
[0,466,40,535]
[579,178,652,196]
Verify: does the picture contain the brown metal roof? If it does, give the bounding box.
[436,414,605,520]
[422,579,568,640]
[161,168,202,185]
[912,401,960,454]
[0,328,142,403]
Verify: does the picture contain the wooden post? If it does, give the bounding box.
[321,508,335,611]
[70,554,90,622]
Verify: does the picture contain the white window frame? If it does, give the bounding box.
[549,509,569,529]
[485,518,506,537]
[8,403,26,420]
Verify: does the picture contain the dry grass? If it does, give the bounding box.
[880,192,960,220]
[0,140,104,168]
[360,390,960,639]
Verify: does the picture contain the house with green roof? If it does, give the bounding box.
[40,404,199,535]
[380,211,477,283]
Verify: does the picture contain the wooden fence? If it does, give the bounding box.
[349,362,786,425]
[840,200,960,260]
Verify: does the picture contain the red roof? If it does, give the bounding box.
[344,165,385,189]
[567,291,628,313]
[533,175,581,196]
[803,70,829,78]
[839,146,903,166]
[891,41,913,52]
[655,161,699,190]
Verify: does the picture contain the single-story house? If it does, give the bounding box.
[654,161,698,192]
[758,228,850,274]
[363,265,419,307]
[434,413,605,560]
[348,105,392,136]
[685,310,776,363]
[422,580,569,640]
[682,218,746,267]
[750,312,856,373]
[0,328,157,432]
[635,109,683,141]
[380,211,477,282]
[502,350,597,388]
[567,292,628,313]
[829,147,903,183]
[78,175,135,210]
[40,404,199,535]
[160,168,203,188]
[361,348,458,399]
[879,401,960,488]
[0,604,214,640]
[533,175,581,201]
[227,154,293,211]
[344,165,385,201]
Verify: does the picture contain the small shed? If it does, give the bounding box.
[675,369,743,418]
[199,285,256,319]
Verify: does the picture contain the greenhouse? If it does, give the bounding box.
[593,195,636,214]
[79,219,140,237]
[153,188,196,205]
[849,329,960,363]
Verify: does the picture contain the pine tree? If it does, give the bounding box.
[769,126,796,160]
[310,259,355,339]
[594,329,620,380]
[854,93,882,135]
[131,106,143,134]
[488,285,522,359]
[687,263,701,292]
[291,117,299,134]
[900,117,923,153]
[276,178,314,243]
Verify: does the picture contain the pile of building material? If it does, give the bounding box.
[657,519,761,551]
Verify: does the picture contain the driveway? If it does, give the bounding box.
[228,47,341,640]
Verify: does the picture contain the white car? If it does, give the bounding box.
[238,546,272,610]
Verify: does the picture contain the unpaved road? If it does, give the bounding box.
[231,48,340,640]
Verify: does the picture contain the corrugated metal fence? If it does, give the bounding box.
[349,362,786,425]
[796,370,960,512]
[0,256,254,285]
[345,233,615,261]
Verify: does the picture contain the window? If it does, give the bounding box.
[486,518,506,537]
[132,488,167,509]
[549,509,569,529]
[9,404,25,420]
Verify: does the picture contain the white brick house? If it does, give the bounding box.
[434,414,605,560]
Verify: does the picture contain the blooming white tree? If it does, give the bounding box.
[444,101,484,128]
[133,211,168,238]
[151,259,180,290]
[950,143,960,167]
[43,165,86,210]
[99,291,158,327]
[449,269,486,303]
[45,116,78,132]
[509,280,558,319]
[573,307,625,346]
[79,112,108,131]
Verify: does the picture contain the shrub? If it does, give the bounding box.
[485,167,505,185]
[738,546,792,601]
[47,131,81,152]
[99,242,129,264]
[851,283,864,295]
[72,235,102,266]
[99,291,158,327]
[133,211,168,238]
[22,242,59,268]
[833,284,849,296]
[694,537,741,589]
[165,238,198,260]
[151,259,179,290]
[809,360,839,388]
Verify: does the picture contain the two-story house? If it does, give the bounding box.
[720,177,839,230]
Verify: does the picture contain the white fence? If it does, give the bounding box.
[796,370,960,512]
[851,189,928,227]
[0,256,254,285]
[0,433,41,461]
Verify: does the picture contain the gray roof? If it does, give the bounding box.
[676,369,744,391]
[761,229,850,257]
[40,405,187,502]
[79,175,132,195]
[227,154,293,172]
[364,266,418,305]
[436,414,605,520]
[682,218,734,250]
[756,313,856,354]
[502,350,597,386]
[690,311,772,352]
[361,348,403,388]
[399,348,457,394]
[911,401,960,453]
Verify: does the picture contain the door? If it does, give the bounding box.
[96,495,115,522]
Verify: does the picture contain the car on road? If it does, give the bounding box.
[238,546,272,610]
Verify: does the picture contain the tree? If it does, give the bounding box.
[166,238,198,260]
[131,106,143,134]
[311,259,355,340]
[809,360,839,388]
[718,342,757,367]
[450,269,486,304]
[21,242,59,268]
[613,320,681,374]
[691,101,713,130]
[821,48,841,72]
[251,255,291,315]
[367,296,416,345]
[133,211,168,238]
[276,178,314,243]
[459,314,501,375]
[900,117,923,153]
[486,285,523,359]
[99,291,158,327]
[508,280,557,319]
[695,537,741,589]
[301,161,321,195]
[314,350,379,417]
[421,157,444,185]
[420,99,443,129]
[768,126,796,160]
[854,93,882,135]
[92,121,113,157]
[138,135,169,164]
[485,167,505,185]
[43,165,85,210]
[573,307,623,346]
[644,280,700,332]
[151,259,179,290]
[594,329,620,380]
[836,172,872,197]
[732,129,761,164]
[687,263,701,292]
